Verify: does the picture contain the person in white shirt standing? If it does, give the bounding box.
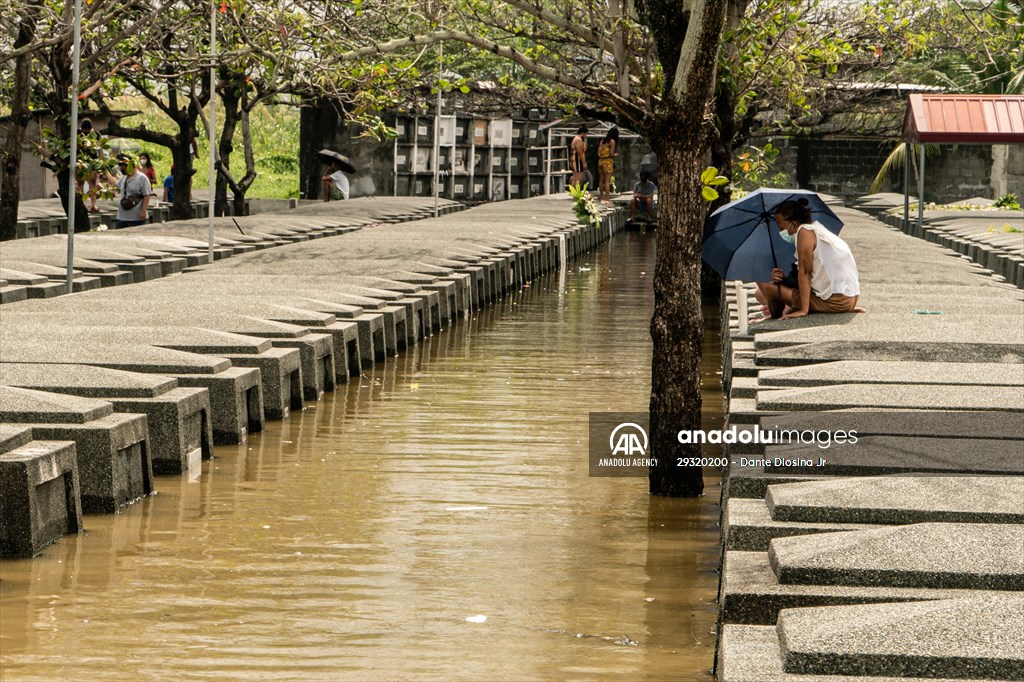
[114,153,152,229]
[322,159,349,201]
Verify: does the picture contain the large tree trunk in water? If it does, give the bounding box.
[648,121,706,497]
[1,0,44,241]
[643,0,728,497]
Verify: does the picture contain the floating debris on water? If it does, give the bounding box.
[530,627,639,646]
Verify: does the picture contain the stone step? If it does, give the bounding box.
[744,411,1024,441]
[723,498,878,551]
[721,466,828,500]
[0,425,34,453]
[0,365,213,476]
[758,360,1024,388]
[0,439,82,558]
[717,550,994,626]
[11,413,152,514]
[766,476,1024,525]
[767,434,1023,477]
[777,596,1024,679]
[753,318,1024,351]
[754,340,1024,366]
[768,523,1024,590]
[718,624,995,682]
[756,383,1024,412]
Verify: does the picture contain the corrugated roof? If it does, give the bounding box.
[903,94,1024,144]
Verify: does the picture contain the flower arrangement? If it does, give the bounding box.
[567,183,602,229]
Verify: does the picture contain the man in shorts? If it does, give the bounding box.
[569,125,588,188]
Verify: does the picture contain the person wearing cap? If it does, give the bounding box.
[114,154,152,228]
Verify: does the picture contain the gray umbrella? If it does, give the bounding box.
[317,149,357,174]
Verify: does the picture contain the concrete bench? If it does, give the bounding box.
[0,426,82,558]
[0,387,153,514]
[0,363,213,476]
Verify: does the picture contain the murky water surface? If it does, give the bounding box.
[1,233,724,681]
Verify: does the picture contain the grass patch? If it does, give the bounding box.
[987,224,1022,233]
[107,95,301,199]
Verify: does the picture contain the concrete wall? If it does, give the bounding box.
[992,145,1024,200]
[0,118,59,202]
[299,107,403,200]
[767,136,1023,205]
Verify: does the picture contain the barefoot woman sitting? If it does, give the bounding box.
[755,198,864,320]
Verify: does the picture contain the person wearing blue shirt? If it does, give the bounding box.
[162,165,175,204]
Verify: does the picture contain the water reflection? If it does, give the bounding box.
[0,232,722,681]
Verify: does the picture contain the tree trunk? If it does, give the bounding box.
[648,119,706,497]
[55,170,91,233]
[644,0,728,497]
[170,133,194,220]
[1,0,44,241]
[215,81,240,217]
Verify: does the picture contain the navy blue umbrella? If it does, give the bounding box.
[702,188,843,282]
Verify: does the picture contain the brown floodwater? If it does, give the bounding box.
[0,232,725,682]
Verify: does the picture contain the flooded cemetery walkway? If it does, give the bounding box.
[0,232,724,681]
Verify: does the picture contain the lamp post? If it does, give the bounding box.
[66,0,84,293]
[433,40,443,218]
[208,0,217,261]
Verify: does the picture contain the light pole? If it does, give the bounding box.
[433,40,443,218]
[66,0,84,293]
[208,0,217,261]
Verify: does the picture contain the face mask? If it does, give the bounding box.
[779,229,796,244]
[139,158,148,167]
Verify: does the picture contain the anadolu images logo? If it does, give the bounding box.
[609,422,649,457]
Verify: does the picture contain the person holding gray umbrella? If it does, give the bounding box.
[319,149,357,201]
[702,188,863,321]
[757,198,864,320]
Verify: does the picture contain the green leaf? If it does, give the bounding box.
[702,186,719,202]
[700,166,720,184]
[709,176,729,186]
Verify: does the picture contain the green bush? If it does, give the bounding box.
[994,193,1021,211]
[259,154,299,174]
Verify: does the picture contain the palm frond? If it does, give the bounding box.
[869,142,942,194]
[869,142,906,194]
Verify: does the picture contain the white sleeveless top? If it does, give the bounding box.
[797,222,860,298]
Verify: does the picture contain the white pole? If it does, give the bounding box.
[545,129,552,194]
[735,281,748,336]
[558,232,567,298]
[433,41,442,218]
[917,144,925,237]
[66,0,84,294]
[207,0,217,262]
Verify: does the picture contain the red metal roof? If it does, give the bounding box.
[903,94,1024,144]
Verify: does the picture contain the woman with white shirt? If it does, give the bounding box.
[756,198,864,320]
